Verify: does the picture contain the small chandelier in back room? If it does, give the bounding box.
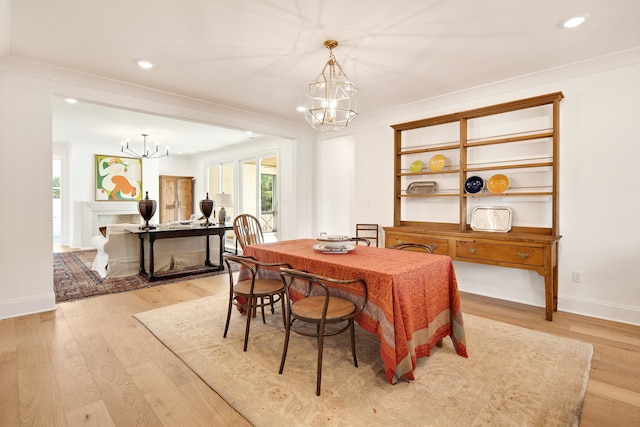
[304,40,358,131]
[121,134,169,159]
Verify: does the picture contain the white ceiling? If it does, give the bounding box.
[5,0,640,153]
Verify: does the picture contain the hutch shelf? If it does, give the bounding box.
[384,92,564,320]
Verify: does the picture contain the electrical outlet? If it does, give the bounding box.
[572,270,583,283]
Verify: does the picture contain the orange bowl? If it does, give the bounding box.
[487,174,509,194]
[428,154,446,171]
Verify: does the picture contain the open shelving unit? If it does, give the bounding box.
[384,92,564,320]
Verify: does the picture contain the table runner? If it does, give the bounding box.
[241,239,467,383]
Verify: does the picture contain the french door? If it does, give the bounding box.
[240,155,278,237]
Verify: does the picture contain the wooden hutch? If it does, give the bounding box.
[384,92,564,320]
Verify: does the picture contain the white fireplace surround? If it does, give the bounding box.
[81,202,143,248]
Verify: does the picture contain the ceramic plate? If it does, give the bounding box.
[313,243,356,254]
[409,160,423,173]
[487,174,509,194]
[464,176,484,194]
[428,154,446,171]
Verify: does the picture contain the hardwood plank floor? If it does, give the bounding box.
[2,274,639,426]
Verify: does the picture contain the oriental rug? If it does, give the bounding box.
[135,294,593,427]
[54,250,235,303]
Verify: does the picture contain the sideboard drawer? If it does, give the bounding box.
[455,240,544,267]
[385,234,449,255]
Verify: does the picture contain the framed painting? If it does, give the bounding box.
[95,154,142,201]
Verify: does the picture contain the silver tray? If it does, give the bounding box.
[406,181,437,194]
[471,206,513,232]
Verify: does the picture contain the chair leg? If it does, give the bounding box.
[316,322,326,396]
[260,297,266,324]
[279,316,291,374]
[243,296,253,351]
[270,295,275,314]
[350,320,358,367]
[280,294,287,329]
[223,293,233,338]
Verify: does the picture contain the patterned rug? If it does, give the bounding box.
[53,250,236,303]
[135,295,593,426]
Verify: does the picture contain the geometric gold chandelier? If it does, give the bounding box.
[120,133,169,159]
[304,40,358,131]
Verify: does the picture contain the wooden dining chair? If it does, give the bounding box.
[389,243,433,254]
[233,214,264,250]
[278,267,368,396]
[223,254,290,351]
[355,223,379,247]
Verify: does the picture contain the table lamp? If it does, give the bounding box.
[214,193,233,224]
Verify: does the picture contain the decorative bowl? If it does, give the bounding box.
[409,160,423,173]
[487,174,509,194]
[464,176,484,194]
[428,154,446,171]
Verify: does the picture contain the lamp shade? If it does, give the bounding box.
[214,193,233,224]
[214,193,234,207]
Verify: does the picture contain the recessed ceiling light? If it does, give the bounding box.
[65,98,78,104]
[137,60,156,69]
[296,106,306,112]
[562,13,590,29]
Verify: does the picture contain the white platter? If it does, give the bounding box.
[313,243,356,254]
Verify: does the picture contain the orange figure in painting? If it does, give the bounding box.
[109,175,138,200]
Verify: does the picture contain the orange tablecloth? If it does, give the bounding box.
[241,239,467,384]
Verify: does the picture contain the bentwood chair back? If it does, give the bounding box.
[234,214,264,250]
[389,243,433,253]
[350,237,371,246]
[223,254,290,351]
[278,267,368,396]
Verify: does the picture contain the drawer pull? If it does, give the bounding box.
[467,248,477,254]
[431,243,439,250]
[396,239,403,245]
[517,252,529,259]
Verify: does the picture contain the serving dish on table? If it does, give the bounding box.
[315,234,356,253]
[313,243,357,254]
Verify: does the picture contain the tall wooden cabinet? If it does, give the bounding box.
[159,175,194,223]
[384,92,563,320]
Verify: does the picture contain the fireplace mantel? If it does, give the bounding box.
[81,202,141,248]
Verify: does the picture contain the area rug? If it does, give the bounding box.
[54,251,235,303]
[134,294,593,427]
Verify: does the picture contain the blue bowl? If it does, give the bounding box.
[464,176,484,194]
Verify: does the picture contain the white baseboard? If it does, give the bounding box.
[558,295,640,327]
[1,293,56,320]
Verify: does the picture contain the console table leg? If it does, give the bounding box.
[149,236,156,281]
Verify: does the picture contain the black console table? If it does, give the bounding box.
[129,225,233,282]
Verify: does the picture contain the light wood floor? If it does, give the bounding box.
[1,274,639,426]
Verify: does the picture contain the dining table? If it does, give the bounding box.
[239,238,468,384]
